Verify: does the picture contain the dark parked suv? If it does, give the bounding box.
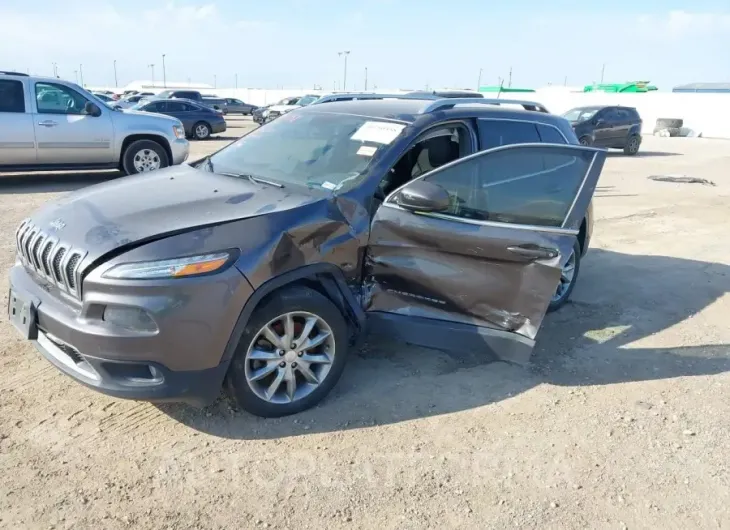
[563,105,643,155]
[8,97,605,417]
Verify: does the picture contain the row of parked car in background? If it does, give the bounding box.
[0,69,645,179]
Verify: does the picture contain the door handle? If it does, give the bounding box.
[38,121,57,127]
[507,245,559,260]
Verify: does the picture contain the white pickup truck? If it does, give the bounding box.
[0,71,189,175]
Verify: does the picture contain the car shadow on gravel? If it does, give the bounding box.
[0,171,122,194]
[158,249,730,439]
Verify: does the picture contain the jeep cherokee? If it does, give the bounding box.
[8,96,605,417]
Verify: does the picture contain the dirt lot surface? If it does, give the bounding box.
[1,125,729,529]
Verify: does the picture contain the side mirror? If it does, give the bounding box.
[85,102,102,117]
[594,118,605,126]
[395,180,451,213]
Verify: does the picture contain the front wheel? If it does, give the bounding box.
[548,240,581,312]
[579,135,592,146]
[121,139,169,175]
[226,286,349,417]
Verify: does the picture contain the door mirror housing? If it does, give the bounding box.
[594,118,605,126]
[85,102,102,117]
[395,180,451,213]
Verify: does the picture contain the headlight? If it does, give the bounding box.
[173,124,185,139]
[103,251,233,280]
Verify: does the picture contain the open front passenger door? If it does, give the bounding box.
[364,143,606,364]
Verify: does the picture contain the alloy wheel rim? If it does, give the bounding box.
[196,124,209,138]
[244,311,335,404]
[133,149,161,172]
[629,137,639,151]
[552,249,576,302]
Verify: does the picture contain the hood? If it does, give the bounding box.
[27,165,318,264]
[269,104,299,112]
[118,108,179,123]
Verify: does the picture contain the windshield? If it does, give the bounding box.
[207,111,406,191]
[563,108,599,122]
[156,90,173,98]
[298,96,319,106]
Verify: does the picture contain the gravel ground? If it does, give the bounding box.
[1,126,729,530]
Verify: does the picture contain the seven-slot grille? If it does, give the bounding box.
[15,220,87,298]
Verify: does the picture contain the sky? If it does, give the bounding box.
[1,0,729,91]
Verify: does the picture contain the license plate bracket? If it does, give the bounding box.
[8,289,38,340]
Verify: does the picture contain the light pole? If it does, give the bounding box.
[113,60,118,87]
[148,63,155,86]
[337,51,350,92]
[162,54,167,88]
[235,73,238,89]
[477,68,483,91]
[364,67,368,91]
[214,74,217,88]
[600,63,606,84]
[74,70,78,84]
[51,62,57,77]
[79,64,84,86]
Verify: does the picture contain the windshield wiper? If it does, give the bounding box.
[219,172,284,188]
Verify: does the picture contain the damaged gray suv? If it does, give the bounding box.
[8,96,606,417]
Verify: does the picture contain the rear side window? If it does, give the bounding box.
[0,80,25,113]
[536,124,567,144]
[478,119,540,150]
[626,108,640,120]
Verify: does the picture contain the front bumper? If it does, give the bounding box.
[8,262,253,406]
[170,138,190,166]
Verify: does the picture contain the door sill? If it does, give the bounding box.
[366,312,535,366]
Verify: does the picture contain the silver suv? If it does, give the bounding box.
[0,72,189,175]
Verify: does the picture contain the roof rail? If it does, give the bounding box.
[0,71,29,77]
[312,92,426,104]
[420,97,549,114]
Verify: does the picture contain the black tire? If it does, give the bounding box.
[226,286,350,418]
[121,139,169,175]
[578,135,592,146]
[193,121,211,140]
[624,134,641,155]
[655,118,683,130]
[548,240,581,312]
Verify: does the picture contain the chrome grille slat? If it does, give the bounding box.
[14,220,86,299]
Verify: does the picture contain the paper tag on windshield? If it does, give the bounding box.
[357,145,377,157]
[351,121,405,144]
[321,181,337,190]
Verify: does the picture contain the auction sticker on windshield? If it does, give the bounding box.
[351,121,405,144]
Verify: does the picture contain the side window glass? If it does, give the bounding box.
[419,146,594,227]
[0,80,26,113]
[35,82,89,115]
[168,102,185,112]
[478,119,540,150]
[379,125,470,199]
[536,124,567,144]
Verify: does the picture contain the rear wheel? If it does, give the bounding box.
[548,240,581,312]
[121,139,169,175]
[624,134,641,155]
[193,121,211,140]
[226,286,349,417]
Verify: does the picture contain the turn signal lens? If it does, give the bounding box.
[103,252,233,280]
